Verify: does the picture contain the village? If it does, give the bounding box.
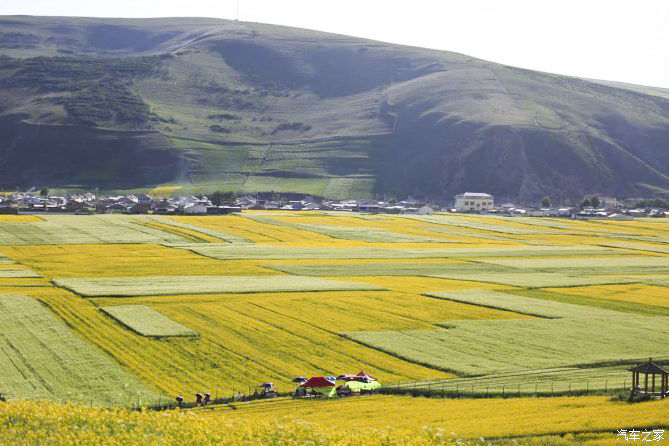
[0,189,667,219]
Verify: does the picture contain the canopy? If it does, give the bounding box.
[292,377,308,383]
[356,371,377,381]
[301,376,335,387]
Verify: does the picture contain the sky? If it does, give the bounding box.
[2,0,668,88]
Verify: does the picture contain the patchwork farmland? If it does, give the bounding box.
[0,211,668,444]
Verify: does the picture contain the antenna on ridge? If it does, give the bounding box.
[236,0,240,21]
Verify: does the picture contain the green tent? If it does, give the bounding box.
[344,380,381,393]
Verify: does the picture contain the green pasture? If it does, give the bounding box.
[0,294,161,405]
[346,315,669,375]
[101,305,198,337]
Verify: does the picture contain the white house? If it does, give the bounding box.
[183,204,208,215]
[454,192,494,212]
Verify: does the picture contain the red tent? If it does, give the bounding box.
[300,376,336,387]
[356,371,377,381]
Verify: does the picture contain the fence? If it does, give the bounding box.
[379,379,633,399]
[140,386,295,411]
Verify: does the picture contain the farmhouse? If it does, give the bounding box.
[455,192,494,212]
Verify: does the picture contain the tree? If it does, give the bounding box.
[541,196,551,208]
[580,198,592,209]
[210,191,237,206]
[39,188,49,197]
[590,195,600,209]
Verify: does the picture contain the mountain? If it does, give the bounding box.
[1,15,668,203]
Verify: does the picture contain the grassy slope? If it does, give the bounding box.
[0,16,668,200]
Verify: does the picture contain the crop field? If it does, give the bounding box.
[247,215,452,243]
[346,315,669,375]
[424,290,623,318]
[54,275,385,297]
[427,272,638,288]
[3,397,667,446]
[264,261,509,276]
[400,364,637,394]
[1,210,669,442]
[548,283,669,308]
[481,255,669,269]
[183,243,618,260]
[101,305,198,337]
[0,215,194,245]
[0,269,41,278]
[0,294,160,405]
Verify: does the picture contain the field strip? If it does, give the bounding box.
[545,283,669,309]
[0,294,161,405]
[247,215,453,243]
[139,221,224,243]
[345,315,669,375]
[263,262,518,277]
[400,215,567,235]
[598,241,669,254]
[0,244,274,278]
[0,215,195,245]
[53,275,386,297]
[0,269,42,278]
[423,290,623,318]
[479,256,669,269]
[101,305,198,337]
[425,272,639,288]
[396,364,641,392]
[180,245,619,260]
[155,217,251,243]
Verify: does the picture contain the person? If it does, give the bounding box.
[204,393,211,405]
[237,391,242,401]
[195,393,203,406]
[175,396,184,408]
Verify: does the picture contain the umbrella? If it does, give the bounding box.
[260,382,273,388]
[325,376,337,382]
[336,374,357,381]
[292,377,308,383]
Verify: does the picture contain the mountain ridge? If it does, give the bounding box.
[1,15,668,203]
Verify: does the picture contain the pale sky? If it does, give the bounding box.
[2,0,668,88]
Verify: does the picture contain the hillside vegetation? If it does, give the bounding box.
[0,16,668,200]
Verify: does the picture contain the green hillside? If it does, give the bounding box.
[1,15,668,201]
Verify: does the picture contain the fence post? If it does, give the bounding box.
[502,385,505,397]
[551,382,553,393]
[586,380,589,392]
[534,383,537,395]
[517,384,520,396]
[624,379,626,390]
[605,380,608,391]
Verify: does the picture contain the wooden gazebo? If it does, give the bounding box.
[629,358,668,398]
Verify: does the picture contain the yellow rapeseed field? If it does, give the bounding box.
[0,244,273,278]
[547,283,669,308]
[1,396,666,445]
[0,215,44,222]
[6,285,462,397]
[216,395,669,439]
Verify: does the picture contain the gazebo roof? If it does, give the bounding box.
[629,360,669,375]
